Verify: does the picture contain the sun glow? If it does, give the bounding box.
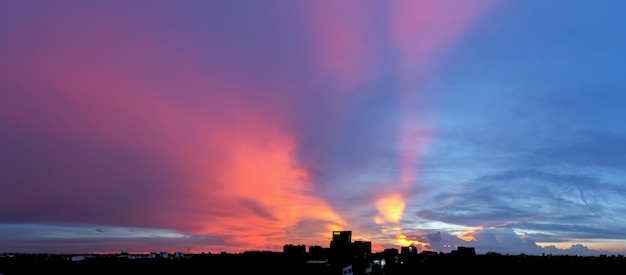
[458,232,476,242]
[397,235,427,248]
[375,193,405,224]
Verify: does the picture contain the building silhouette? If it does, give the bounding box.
[400,245,418,255]
[353,240,372,257]
[308,245,329,260]
[2,235,626,275]
[327,231,374,275]
[283,244,306,256]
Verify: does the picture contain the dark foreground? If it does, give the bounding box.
[1,252,625,275]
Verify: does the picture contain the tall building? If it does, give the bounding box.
[329,231,352,264]
[352,241,372,257]
[327,230,373,275]
[332,231,352,244]
[401,244,418,255]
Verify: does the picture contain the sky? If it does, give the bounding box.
[1,0,626,256]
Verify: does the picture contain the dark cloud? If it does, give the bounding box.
[0,125,186,228]
[0,224,226,254]
[401,228,612,256]
[470,228,543,255]
[0,234,226,254]
[425,231,443,252]
[533,130,626,169]
[418,168,623,223]
[238,198,278,221]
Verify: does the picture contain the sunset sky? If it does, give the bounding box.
[2,0,626,256]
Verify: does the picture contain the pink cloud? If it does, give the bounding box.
[306,0,380,95]
[0,4,346,252]
[390,0,498,72]
[2,56,346,251]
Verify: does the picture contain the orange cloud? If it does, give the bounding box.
[191,124,347,250]
[375,193,406,224]
[1,26,346,252]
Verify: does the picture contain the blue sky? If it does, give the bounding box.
[400,0,626,255]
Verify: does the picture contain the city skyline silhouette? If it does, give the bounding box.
[2,230,625,275]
